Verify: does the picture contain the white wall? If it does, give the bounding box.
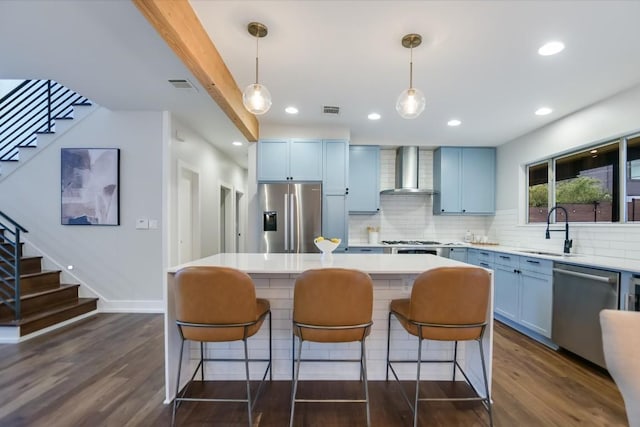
[496,83,640,211]
[490,83,640,260]
[0,107,165,310]
[349,148,490,243]
[168,117,248,266]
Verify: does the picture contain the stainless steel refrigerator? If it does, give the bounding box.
[258,182,322,253]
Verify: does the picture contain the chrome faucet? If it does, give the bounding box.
[545,206,572,254]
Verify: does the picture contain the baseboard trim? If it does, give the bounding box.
[0,310,98,343]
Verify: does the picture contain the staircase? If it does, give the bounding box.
[0,217,98,341]
[0,79,93,178]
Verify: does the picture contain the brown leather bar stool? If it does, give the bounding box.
[386,266,493,427]
[171,266,271,427]
[290,268,374,427]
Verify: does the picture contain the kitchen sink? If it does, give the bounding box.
[517,249,579,258]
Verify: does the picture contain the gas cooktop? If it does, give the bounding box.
[381,240,441,245]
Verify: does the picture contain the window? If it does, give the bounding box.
[528,162,548,223]
[525,139,631,223]
[627,135,640,221]
[555,141,618,223]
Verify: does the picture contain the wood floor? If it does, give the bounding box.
[0,314,627,426]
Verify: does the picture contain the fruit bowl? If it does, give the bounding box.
[314,237,341,254]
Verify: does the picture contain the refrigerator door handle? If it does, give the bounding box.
[290,192,296,252]
[284,193,289,251]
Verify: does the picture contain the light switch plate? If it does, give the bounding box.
[136,218,149,229]
[149,219,158,229]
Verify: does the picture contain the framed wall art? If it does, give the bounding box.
[61,148,120,225]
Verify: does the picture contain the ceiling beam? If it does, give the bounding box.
[132,0,259,141]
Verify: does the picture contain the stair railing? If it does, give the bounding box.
[0,211,28,320]
[0,80,91,162]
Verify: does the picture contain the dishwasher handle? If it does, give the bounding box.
[553,267,615,284]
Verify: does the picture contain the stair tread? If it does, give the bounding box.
[0,297,97,327]
[0,283,79,303]
[0,269,61,281]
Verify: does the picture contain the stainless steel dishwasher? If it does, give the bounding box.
[552,263,619,368]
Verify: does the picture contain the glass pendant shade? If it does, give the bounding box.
[242,83,272,115]
[396,87,426,119]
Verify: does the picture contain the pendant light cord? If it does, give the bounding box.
[409,44,413,89]
[255,34,260,85]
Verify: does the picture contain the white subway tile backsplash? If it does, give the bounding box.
[350,148,491,243]
[487,208,640,262]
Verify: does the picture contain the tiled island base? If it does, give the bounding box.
[165,253,493,403]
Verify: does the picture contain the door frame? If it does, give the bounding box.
[219,181,235,253]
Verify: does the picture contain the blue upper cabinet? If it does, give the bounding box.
[290,139,323,181]
[433,147,462,213]
[323,140,348,194]
[257,139,323,181]
[257,140,289,181]
[433,147,496,215]
[348,145,380,213]
[461,148,496,214]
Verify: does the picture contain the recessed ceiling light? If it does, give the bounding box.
[232,141,243,146]
[368,112,381,121]
[590,149,598,154]
[538,41,565,56]
[285,106,299,114]
[447,119,462,127]
[535,107,553,116]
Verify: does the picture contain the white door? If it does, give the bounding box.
[178,166,200,263]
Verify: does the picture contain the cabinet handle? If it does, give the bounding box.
[480,262,490,267]
[526,260,540,264]
[376,208,380,211]
[480,252,489,256]
[361,249,372,252]
[441,209,445,212]
[499,255,510,259]
[462,209,466,212]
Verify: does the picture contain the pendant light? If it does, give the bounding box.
[242,22,272,115]
[396,33,426,119]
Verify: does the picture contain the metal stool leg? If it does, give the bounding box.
[171,338,186,427]
[244,338,253,427]
[386,311,392,381]
[414,335,423,427]
[289,336,304,427]
[200,342,205,381]
[269,311,273,381]
[362,338,371,427]
[453,341,458,381]
[478,338,493,427]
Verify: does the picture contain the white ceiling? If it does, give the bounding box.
[192,0,640,147]
[3,1,640,170]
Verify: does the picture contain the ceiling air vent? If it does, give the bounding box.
[168,79,197,91]
[322,105,340,116]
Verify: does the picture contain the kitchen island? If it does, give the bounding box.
[164,253,493,403]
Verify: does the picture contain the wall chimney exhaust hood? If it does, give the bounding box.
[380,146,435,195]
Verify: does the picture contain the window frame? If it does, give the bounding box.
[525,138,634,224]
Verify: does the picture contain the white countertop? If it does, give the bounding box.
[348,241,640,274]
[168,252,468,274]
[465,244,640,274]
